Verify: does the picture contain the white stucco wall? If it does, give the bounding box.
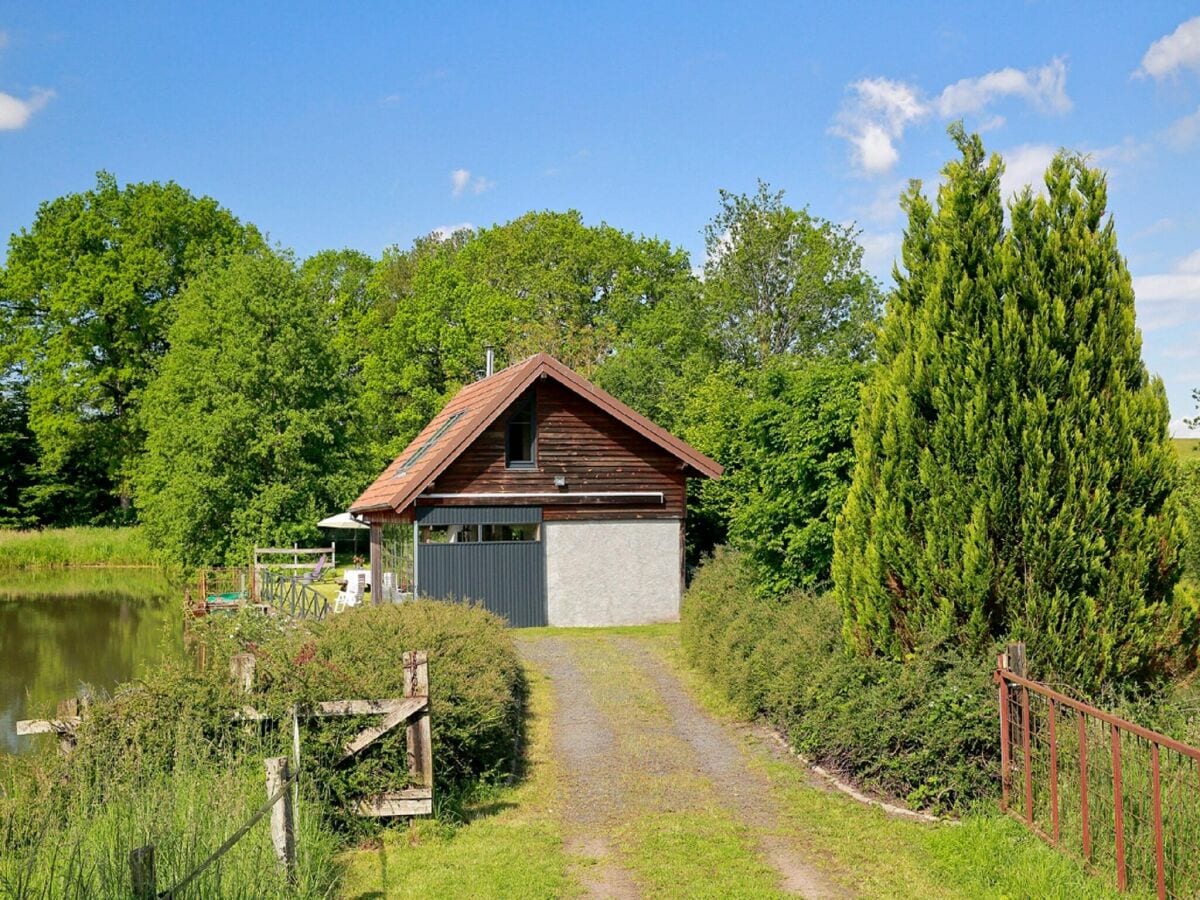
[544,519,682,627]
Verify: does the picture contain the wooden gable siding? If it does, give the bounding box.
[420,379,687,521]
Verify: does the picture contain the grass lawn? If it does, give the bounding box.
[1175,437,1199,460]
[339,623,1125,899]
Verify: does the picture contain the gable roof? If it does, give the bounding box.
[350,353,722,514]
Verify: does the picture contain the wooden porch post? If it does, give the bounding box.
[370,521,383,606]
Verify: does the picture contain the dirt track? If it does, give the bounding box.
[518,633,844,898]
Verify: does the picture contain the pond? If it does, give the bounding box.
[0,568,183,755]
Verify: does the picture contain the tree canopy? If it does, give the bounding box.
[135,249,358,566]
[0,172,258,522]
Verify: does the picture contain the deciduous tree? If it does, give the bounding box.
[703,181,879,367]
[136,250,354,566]
[0,172,257,521]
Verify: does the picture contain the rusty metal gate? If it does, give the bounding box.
[996,644,1200,898]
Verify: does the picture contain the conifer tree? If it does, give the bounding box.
[833,127,1188,691]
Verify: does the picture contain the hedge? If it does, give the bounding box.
[681,548,997,813]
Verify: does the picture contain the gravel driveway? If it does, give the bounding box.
[518,632,844,899]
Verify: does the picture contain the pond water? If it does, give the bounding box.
[0,568,183,755]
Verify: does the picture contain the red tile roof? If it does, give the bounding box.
[349,353,722,514]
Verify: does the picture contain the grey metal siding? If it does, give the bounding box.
[415,505,542,525]
[415,506,546,627]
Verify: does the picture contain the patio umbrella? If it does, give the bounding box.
[317,511,368,557]
[317,512,369,530]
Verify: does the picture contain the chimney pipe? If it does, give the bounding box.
[485,346,494,377]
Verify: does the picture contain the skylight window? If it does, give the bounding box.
[395,410,466,476]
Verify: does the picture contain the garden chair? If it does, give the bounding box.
[301,554,328,585]
[333,572,366,613]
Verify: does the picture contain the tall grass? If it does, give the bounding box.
[0,528,157,570]
[0,753,340,899]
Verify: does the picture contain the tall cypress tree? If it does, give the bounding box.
[833,128,1188,691]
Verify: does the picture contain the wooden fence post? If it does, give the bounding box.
[230,652,256,694]
[403,651,433,791]
[265,757,296,878]
[1006,642,1027,678]
[130,845,156,899]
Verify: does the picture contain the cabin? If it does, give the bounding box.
[348,353,722,627]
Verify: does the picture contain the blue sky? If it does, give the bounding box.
[2,2,1199,430]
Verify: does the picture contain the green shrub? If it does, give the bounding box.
[1180,459,1200,582]
[682,548,996,813]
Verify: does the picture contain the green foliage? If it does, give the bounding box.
[0,753,340,899]
[135,249,362,566]
[110,600,524,831]
[0,172,259,522]
[834,128,1189,692]
[0,526,155,569]
[702,180,880,367]
[1179,459,1200,582]
[0,381,36,528]
[687,360,866,595]
[681,549,996,813]
[361,212,695,468]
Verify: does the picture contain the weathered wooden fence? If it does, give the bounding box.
[18,650,433,897]
[996,643,1200,898]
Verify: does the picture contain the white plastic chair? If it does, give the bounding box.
[333,573,366,613]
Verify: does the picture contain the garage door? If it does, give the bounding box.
[415,506,546,627]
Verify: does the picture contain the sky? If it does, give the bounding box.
[1,2,1199,431]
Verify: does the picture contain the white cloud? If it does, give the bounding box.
[0,87,53,130]
[853,123,901,174]
[431,222,474,241]
[832,78,927,175]
[855,179,910,226]
[833,58,1072,176]
[1137,16,1200,79]
[1135,217,1176,239]
[998,143,1056,200]
[935,58,1071,117]
[1165,105,1200,150]
[1170,418,1200,438]
[450,168,494,198]
[1132,247,1200,332]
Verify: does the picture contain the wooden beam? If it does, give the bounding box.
[15,717,80,735]
[404,650,433,790]
[338,696,427,762]
[313,699,406,717]
[369,522,383,606]
[355,788,433,817]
